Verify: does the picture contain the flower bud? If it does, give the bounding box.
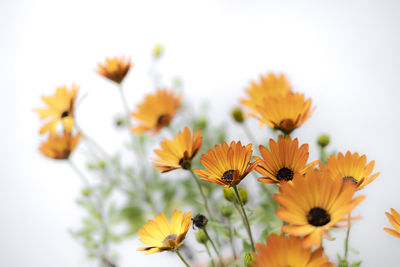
[153,44,163,59]
[244,252,255,266]
[223,187,235,202]
[195,229,208,244]
[81,188,91,197]
[193,214,208,229]
[238,188,248,205]
[317,134,330,148]
[98,160,106,169]
[221,205,233,218]
[231,107,244,123]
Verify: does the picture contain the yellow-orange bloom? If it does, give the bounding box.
[34,84,79,135]
[320,151,380,190]
[241,72,292,116]
[252,234,333,267]
[384,208,400,238]
[193,141,258,187]
[131,88,182,135]
[274,169,365,248]
[254,92,315,135]
[153,127,202,172]
[255,136,318,185]
[137,210,191,254]
[96,56,132,84]
[39,132,82,160]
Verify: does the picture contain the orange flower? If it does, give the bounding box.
[253,92,314,135]
[96,56,132,84]
[153,127,202,172]
[274,169,365,248]
[252,234,332,267]
[320,151,380,190]
[39,132,82,160]
[131,89,182,135]
[193,141,258,187]
[384,208,400,238]
[255,136,318,185]
[34,84,79,135]
[241,72,292,116]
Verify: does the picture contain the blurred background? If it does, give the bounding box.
[1,0,400,266]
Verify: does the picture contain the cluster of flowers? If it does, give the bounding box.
[34,54,400,267]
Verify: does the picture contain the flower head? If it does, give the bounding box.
[39,132,82,160]
[34,84,79,135]
[193,141,258,187]
[253,92,314,135]
[252,234,333,267]
[137,210,191,254]
[131,88,182,135]
[320,151,380,190]
[384,208,400,238]
[241,72,292,116]
[255,136,318,185]
[153,127,202,172]
[96,56,132,84]
[274,169,365,248]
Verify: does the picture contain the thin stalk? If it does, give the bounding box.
[189,169,212,218]
[204,243,216,267]
[233,186,255,251]
[227,218,237,260]
[117,84,132,127]
[176,250,191,267]
[242,123,257,144]
[344,213,352,261]
[203,228,225,267]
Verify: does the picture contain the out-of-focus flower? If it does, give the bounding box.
[252,234,333,267]
[39,132,82,159]
[137,210,191,254]
[34,84,79,135]
[320,151,380,190]
[253,92,314,135]
[153,127,202,172]
[254,136,318,185]
[274,169,365,248]
[193,141,258,187]
[241,72,291,116]
[131,88,182,135]
[192,214,208,229]
[384,208,400,238]
[153,44,163,58]
[96,56,132,84]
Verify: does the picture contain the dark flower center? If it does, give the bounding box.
[276,167,294,181]
[178,157,191,170]
[342,176,358,185]
[192,214,208,228]
[157,114,171,127]
[61,110,70,118]
[307,207,331,226]
[222,170,235,183]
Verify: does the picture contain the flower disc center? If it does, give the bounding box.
[157,114,171,127]
[222,170,235,183]
[276,167,294,181]
[163,234,178,247]
[61,110,70,118]
[307,207,331,226]
[342,176,357,185]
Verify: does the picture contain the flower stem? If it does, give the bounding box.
[176,250,190,267]
[227,218,237,260]
[344,213,352,261]
[203,228,225,267]
[189,169,212,218]
[242,123,257,144]
[204,243,216,267]
[233,186,255,251]
[117,84,132,127]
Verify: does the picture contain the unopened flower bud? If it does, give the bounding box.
[231,107,244,123]
[317,134,330,148]
[221,205,233,218]
[193,214,208,229]
[98,160,106,169]
[195,229,208,244]
[244,252,255,266]
[238,188,248,205]
[223,187,235,202]
[153,44,163,58]
[81,188,91,197]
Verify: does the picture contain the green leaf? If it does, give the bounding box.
[350,261,362,267]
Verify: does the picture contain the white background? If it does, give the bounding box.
[1,0,400,266]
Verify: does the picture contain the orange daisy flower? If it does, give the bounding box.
[34,84,79,135]
[193,141,258,187]
[274,169,365,248]
[384,208,400,238]
[39,132,82,160]
[96,56,132,84]
[254,136,318,185]
[253,92,315,135]
[320,151,380,190]
[153,127,202,172]
[252,234,333,267]
[131,89,182,135]
[241,72,292,116]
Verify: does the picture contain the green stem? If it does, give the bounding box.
[204,243,216,267]
[227,218,237,260]
[203,228,225,267]
[117,84,132,126]
[233,186,255,251]
[344,213,352,261]
[242,123,257,144]
[189,169,212,218]
[176,250,190,267]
